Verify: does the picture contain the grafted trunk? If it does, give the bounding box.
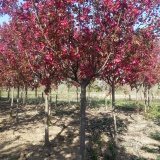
[45,94,50,146]
[80,84,87,160]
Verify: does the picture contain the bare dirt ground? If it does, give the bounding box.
[0,100,160,160]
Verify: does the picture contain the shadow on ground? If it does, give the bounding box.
[0,100,159,160]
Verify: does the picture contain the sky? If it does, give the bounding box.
[0,0,24,25]
[0,14,10,25]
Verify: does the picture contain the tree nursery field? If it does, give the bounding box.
[0,87,160,160]
[0,0,160,160]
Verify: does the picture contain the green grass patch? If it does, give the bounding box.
[145,103,160,120]
[151,132,160,141]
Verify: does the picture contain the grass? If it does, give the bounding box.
[150,132,160,141]
[146,104,160,120]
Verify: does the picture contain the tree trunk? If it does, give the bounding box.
[35,87,38,112]
[111,81,115,109]
[35,87,38,103]
[144,86,147,113]
[7,87,10,101]
[0,88,1,100]
[136,88,140,113]
[25,86,28,104]
[49,90,52,115]
[111,81,117,143]
[147,87,150,110]
[68,85,70,104]
[20,88,23,102]
[113,112,117,142]
[42,92,44,102]
[55,88,58,107]
[136,88,138,102]
[129,93,131,101]
[16,87,20,123]
[76,86,79,104]
[45,94,50,146]
[10,87,14,117]
[80,84,87,160]
[88,84,91,106]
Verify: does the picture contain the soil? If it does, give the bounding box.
[0,100,159,160]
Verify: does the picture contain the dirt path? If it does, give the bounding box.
[0,101,159,160]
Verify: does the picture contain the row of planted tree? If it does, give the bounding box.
[0,0,160,159]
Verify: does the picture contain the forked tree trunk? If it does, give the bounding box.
[10,87,14,117]
[80,84,87,160]
[16,87,20,123]
[45,94,50,146]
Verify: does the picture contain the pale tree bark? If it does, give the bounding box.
[111,81,115,109]
[7,87,10,101]
[16,86,20,123]
[88,84,91,106]
[68,85,70,104]
[111,81,117,143]
[49,90,52,115]
[55,87,58,107]
[25,86,28,105]
[10,87,14,117]
[147,87,151,110]
[35,87,38,113]
[136,88,140,113]
[144,85,148,113]
[45,94,50,146]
